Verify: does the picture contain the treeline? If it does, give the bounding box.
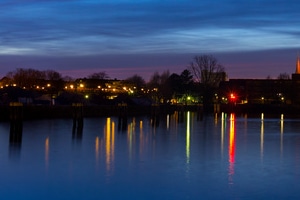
[0,55,228,110]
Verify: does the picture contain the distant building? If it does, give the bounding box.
[219,79,292,104]
[219,55,300,105]
[291,55,300,103]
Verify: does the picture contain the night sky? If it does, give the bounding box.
[0,0,299,81]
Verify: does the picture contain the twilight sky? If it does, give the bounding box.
[0,0,299,81]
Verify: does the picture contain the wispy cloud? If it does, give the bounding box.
[0,0,299,56]
[0,0,299,80]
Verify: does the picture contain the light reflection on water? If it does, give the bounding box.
[228,113,235,185]
[0,112,300,199]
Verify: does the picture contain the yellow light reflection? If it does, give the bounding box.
[95,136,100,168]
[186,111,191,164]
[228,113,235,184]
[140,120,143,130]
[127,119,136,160]
[139,121,144,155]
[260,117,264,159]
[105,118,115,172]
[214,113,218,125]
[280,114,284,134]
[45,137,49,171]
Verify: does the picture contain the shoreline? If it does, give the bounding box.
[1,104,203,121]
[2,103,300,121]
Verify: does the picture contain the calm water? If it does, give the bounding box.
[0,112,300,199]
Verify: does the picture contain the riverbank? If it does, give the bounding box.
[0,104,203,121]
[220,103,300,117]
[2,103,300,121]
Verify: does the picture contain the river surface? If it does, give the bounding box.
[0,112,300,199]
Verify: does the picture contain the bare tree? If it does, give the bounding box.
[277,73,290,80]
[8,68,45,88]
[125,74,146,88]
[190,55,225,87]
[148,70,170,87]
[148,71,161,88]
[88,72,109,79]
[189,55,226,110]
[147,70,171,103]
[45,70,62,81]
[63,76,74,82]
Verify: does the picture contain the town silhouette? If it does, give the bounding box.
[1,54,300,120]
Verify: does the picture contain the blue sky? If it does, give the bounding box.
[0,0,299,80]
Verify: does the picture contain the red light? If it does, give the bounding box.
[230,93,236,99]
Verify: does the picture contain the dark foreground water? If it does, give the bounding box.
[0,112,300,199]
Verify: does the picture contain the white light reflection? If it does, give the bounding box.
[260,116,264,160]
[167,114,170,130]
[221,112,226,155]
[280,114,284,155]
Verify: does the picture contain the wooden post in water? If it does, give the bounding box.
[118,103,128,131]
[151,103,160,127]
[214,103,220,114]
[72,103,83,138]
[9,102,23,154]
[197,104,203,121]
[177,104,184,123]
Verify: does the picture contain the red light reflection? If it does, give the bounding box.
[228,113,236,183]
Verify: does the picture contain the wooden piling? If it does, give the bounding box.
[197,104,203,121]
[118,103,128,131]
[151,104,160,127]
[72,103,83,126]
[214,103,220,114]
[9,102,23,142]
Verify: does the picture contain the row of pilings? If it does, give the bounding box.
[6,103,205,148]
[6,102,134,146]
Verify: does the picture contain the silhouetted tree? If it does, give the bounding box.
[179,69,194,93]
[45,70,62,81]
[44,70,64,93]
[168,73,181,89]
[63,76,74,82]
[148,71,160,89]
[147,70,170,103]
[88,72,109,79]
[277,73,290,80]
[6,68,64,94]
[190,55,225,86]
[125,74,146,88]
[8,68,45,88]
[180,69,193,85]
[189,55,226,111]
[165,70,193,97]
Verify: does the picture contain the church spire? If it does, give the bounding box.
[296,54,300,74]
